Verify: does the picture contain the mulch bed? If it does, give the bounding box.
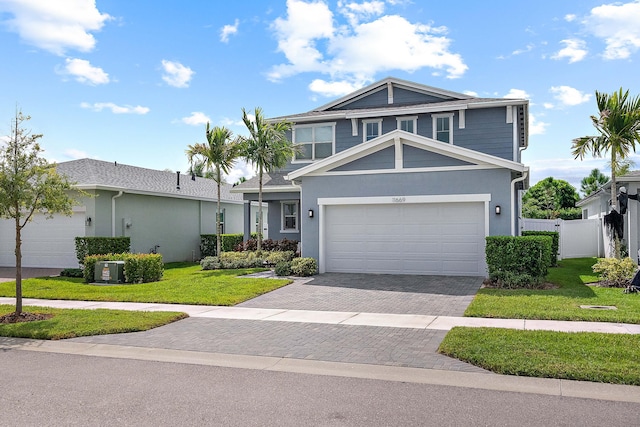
[0,312,53,324]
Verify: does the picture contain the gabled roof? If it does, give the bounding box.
[269,76,527,123]
[287,130,528,180]
[56,158,243,203]
[230,171,300,194]
[576,171,640,206]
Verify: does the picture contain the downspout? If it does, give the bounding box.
[511,170,528,236]
[112,191,123,237]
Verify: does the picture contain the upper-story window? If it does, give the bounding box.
[432,113,454,143]
[293,123,335,162]
[363,119,383,142]
[397,116,417,134]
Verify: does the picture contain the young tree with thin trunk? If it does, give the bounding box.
[0,111,77,317]
[240,107,296,251]
[186,124,239,256]
[572,88,640,257]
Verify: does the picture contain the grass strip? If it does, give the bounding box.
[0,263,291,306]
[465,258,640,324]
[0,304,187,340]
[439,327,640,385]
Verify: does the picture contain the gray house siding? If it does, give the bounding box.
[333,146,395,171]
[403,146,474,168]
[243,191,301,242]
[456,108,513,160]
[332,88,388,110]
[392,87,449,105]
[298,168,512,261]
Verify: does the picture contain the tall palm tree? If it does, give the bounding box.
[240,107,296,251]
[572,88,640,256]
[186,124,239,256]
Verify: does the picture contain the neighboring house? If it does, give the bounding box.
[233,77,530,276]
[0,158,266,268]
[577,172,640,259]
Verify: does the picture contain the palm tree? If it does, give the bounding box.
[186,124,240,256]
[572,88,640,256]
[240,107,296,251]
[580,168,609,197]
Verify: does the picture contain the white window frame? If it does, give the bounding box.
[362,119,383,142]
[280,201,299,233]
[432,113,454,144]
[396,116,417,134]
[292,122,336,163]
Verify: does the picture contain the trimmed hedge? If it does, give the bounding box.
[83,253,163,284]
[522,231,559,266]
[291,257,318,277]
[486,235,552,286]
[235,238,299,252]
[200,250,296,270]
[200,233,257,257]
[75,237,131,266]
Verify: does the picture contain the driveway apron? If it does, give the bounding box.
[69,273,487,372]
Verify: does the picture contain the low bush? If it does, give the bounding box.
[200,252,264,270]
[200,233,257,257]
[75,237,131,266]
[291,257,317,277]
[490,271,543,289]
[275,261,292,276]
[60,268,83,278]
[591,257,637,287]
[265,251,296,265]
[83,253,163,284]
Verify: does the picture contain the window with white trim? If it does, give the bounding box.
[397,116,417,134]
[281,201,299,232]
[293,123,335,162]
[362,119,383,142]
[432,113,454,143]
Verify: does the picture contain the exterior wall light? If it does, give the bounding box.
[85,217,92,226]
[308,209,314,218]
[495,205,501,215]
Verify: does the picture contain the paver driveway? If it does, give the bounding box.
[70,272,487,372]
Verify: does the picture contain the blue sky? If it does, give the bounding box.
[1,0,639,193]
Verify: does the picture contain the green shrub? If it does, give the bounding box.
[200,256,222,270]
[236,238,299,253]
[200,251,264,270]
[265,251,296,265]
[83,253,163,283]
[75,237,130,266]
[522,231,559,266]
[291,257,317,277]
[200,233,256,257]
[490,271,543,289]
[592,257,637,287]
[275,261,292,276]
[485,235,552,285]
[60,268,83,278]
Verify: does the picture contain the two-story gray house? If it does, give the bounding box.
[234,77,530,276]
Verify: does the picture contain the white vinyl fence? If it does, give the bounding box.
[521,218,602,259]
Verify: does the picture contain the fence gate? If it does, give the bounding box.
[521,218,602,259]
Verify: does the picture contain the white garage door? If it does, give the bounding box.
[324,202,486,276]
[0,212,85,268]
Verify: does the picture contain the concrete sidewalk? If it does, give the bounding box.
[3,297,640,334]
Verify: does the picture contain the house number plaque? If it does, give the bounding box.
[392,197,406,203]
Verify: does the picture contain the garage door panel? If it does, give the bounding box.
[325,202,486,276]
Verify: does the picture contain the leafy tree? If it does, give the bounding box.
[0,112,79,317]
[522,177,581,220]
[572,88,640,257]
[240,107,296,251]
[580,168,609,197]
[186,123,240,256]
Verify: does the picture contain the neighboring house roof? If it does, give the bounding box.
[230,171,300,194]
[287,129,528,181]
[576,171,640,207]
[56,158,243,203]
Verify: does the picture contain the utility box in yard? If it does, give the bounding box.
[94,261,125,284]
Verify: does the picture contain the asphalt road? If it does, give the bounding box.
[2,350,639,426]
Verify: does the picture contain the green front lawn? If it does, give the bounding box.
[466,258,640,323]
[0,304,187,340]
[439,327,640,385]
[0,263,291,306]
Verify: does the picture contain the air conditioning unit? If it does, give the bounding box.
[94,261,125,284]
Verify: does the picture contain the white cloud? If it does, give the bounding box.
[551,39,588,63]
[512,43,534,56]
[80,102,149,114]
[161,60,194,88]
[227,160,256,183]
[182,112,210,126]
[564,14,577,22]
[504,89,530,99]
[550,86,591,106]
[0,0,111,55]
[62,58,109,85]
[584,1,640,59]
[529,113,549,135]
[308,79,362,97]
[268,0,467,95]
[63,148,95,159]
[463,90,478,97]
[220,19,239,43]
[220,117,246,127]
[543,102,554,109]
